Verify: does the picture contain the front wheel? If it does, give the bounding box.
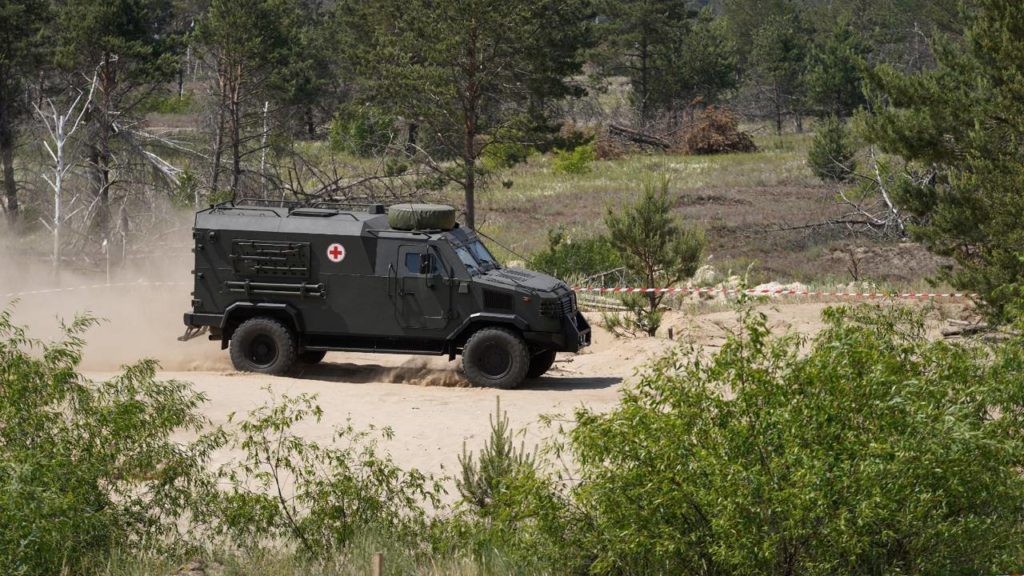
[462,327,530,389]
[229,317,297,375]
[526,349,557,379]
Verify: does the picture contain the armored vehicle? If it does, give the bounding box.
[182,202,591,388]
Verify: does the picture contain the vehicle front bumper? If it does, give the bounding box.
[524,311,592,353]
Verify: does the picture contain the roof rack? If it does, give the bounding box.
[215,198,386,215]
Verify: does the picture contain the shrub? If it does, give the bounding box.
[528,228,623,281]
[552,142,597,174]
[604,175,705,336]
[570,305,1024,574]
[205,389,442,558]
[0,311,213,576]
[482,142,533,171]
[328,106,395,157]
[600,293,663,337]
[808,115,857,182]
[678,106,757,155]
[444,399,585,574]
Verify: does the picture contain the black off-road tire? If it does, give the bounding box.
[462,327,530,389]
[229,317,297,375]
[526,349,557,379]
[299,350,327,365]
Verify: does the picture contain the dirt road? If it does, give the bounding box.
[6,274,847,481]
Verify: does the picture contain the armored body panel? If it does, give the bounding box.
[184,202,590,388]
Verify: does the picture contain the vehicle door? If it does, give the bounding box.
[395,244,449,329]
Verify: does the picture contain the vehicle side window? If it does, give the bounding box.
[404,252,421,274]
[404,251,439,275]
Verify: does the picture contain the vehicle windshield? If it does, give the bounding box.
[451,237,499,276]
[466,239,499,270]
[454,245,481,276]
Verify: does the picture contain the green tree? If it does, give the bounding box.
[198,0,307,197]
[805,19,870,118]
[808,115,857,182]
[0,0,48,224]
[53,0,181,234]
[348,0,591,229]
[860,0,1024,322]
[749,11,811,133]
[604,175,704,336]
[593,0,696,125]
[570,305,1024,574]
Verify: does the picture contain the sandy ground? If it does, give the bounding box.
[5,269,840,483]
[4,253,962,489]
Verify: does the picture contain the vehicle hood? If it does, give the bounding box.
[479,267,569,294]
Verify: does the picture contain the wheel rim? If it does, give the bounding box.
[478,342,512,379]
[248,334,279,367]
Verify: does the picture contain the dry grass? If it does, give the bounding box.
[467,129,947,287]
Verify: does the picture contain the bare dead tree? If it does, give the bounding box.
[34,74,96,274]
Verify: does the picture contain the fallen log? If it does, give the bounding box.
[607,123,671,149]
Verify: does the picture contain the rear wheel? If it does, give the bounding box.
[526,349,557,379]
[229,317,297,375]
[299,350,327,365]
[462,327,530,389]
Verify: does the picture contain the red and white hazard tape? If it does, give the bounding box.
[2,281,190,299]
[574,286,978,300]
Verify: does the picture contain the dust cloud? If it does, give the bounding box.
[0,223,228,372]
[0,223,467,382]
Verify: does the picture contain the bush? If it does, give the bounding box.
[482,142,534,171]
[528,229,623,281]
[328,106,395,157]
[569,305,1024,574]
[552,142,597,174]
[444,398,584,574]
[204,390,442,558]
[0,311,213,576]
[678,106,756,155]
[600,293,663,337]
[808,115,857,182]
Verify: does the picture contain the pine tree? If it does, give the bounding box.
[593,0,696,125]
[346,0,592,229]
[808,116,857,182]
[198,0,306,197]
[52,0,181,235]
[749,11,811,133]
[805,20,870,118]
[0,0,48,223]
[604,175,705,336]
[861,0,1024,321]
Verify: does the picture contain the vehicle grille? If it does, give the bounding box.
[542,293,577,318]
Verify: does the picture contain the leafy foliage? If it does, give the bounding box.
[808,115,857,181]
[0,310,213,576]
[570,305,1024,574]
[552,142,597,175]
[328,106,395,157]
[528,229,623,280]
[604,175,705,336]
[204,389,442,558]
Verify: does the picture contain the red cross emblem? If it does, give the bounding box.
[326,243,346,263]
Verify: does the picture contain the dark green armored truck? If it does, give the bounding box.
[182,202,591,388]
